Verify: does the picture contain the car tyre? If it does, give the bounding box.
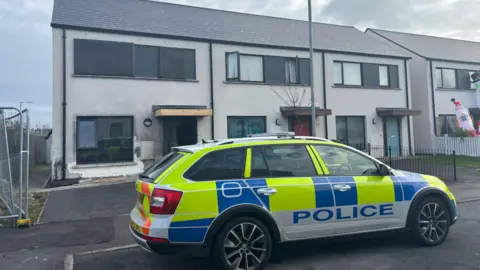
[411,197,451,246]
[212,217,272,270]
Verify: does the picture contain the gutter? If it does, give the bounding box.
[404,59,412,154]
[209,42,215,140]
[62,28,67,180]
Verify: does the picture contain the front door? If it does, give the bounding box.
[311,144,405,235]
[289,117,312,136]
[248,144,335,240]
[384,117,401,157]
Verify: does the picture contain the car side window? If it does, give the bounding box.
[251,144,317,178]
[184,148,246,181]
[313,145,380,176]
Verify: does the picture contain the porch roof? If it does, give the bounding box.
[152,105,212,117]
[376,107,422,117]
[280,106,332,117]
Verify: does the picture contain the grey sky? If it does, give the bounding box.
[1,0,478,126]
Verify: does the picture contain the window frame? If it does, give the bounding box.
[436,114,457,136]
[75,115,134,165]
[436,67,457,89]
[247,144,319,179]
[335,116,367,150]
[333,61,363,87]
[182,147,248,181]
[312,144,383,177]
[227,116,267,138]
[225,52,310,85]
[378,64,390,88]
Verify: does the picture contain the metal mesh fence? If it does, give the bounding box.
[0,110,15,223]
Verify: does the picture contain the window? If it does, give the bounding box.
[184,148,246,181]
[74,39,134,76]
[134,45,159,78]
[76,116,134,165]
[335,116,366,150]
[251,145,316,178]
[379,65,389,87]
[436,68,456,88]
[314,145,381,176]
[73,39,196,80]
[141,151,185,182]
[160,47,196,80]
[226,52,311,84]
[470,71,477,89]
[227,116,266,138]
[240,55,264,82]
[226,52,239,80]
[335,62,399,88]
[436,115,457,136]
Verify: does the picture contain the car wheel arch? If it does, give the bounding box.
[406,187,454,228]
[203,204,281,247]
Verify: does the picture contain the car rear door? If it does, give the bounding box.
[311,144,405,235]
[246,143,336,241]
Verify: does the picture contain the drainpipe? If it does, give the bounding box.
[61,28,67,180]
[404,59,412,154]
[429,61,437,137]
[209,42,215,140]
[322,52,328,138]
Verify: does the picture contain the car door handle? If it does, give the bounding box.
[257,188,277,196]
[333,184,351,192]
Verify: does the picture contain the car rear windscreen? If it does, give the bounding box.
[139,151,185,182]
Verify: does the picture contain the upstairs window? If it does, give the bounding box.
[226,52,311,85]
[334,61,399,89]
[436,68,456,89]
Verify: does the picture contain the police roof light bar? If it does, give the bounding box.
[248,132,295,138]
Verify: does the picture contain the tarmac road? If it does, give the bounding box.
[73,200,480,270]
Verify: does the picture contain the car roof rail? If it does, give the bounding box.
[217,132,333,146]
[247,132,295,138]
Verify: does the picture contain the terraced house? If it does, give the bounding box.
[367,29,480,152]
[50,0,416,180]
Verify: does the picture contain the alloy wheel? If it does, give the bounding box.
[418,203,449,242]
[223,222,267,270]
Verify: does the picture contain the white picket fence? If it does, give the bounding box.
[433,136,480,157]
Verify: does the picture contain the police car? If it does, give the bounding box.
[130,132,457,270]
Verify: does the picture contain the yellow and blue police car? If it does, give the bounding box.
[130,133,457,270]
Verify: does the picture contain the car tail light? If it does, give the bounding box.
[150,188,183,215]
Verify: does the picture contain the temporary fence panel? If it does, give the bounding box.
[0,110,16,224]
[433,136,480,157]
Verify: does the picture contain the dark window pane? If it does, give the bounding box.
[264,56,286,84]
[362,63,379,88]
[76,116,134,164]
[314,145,380,176]
[346,117,365,149]
[389,65,399,88]
[299,58,311,85]
[74,39,133,76]
[437,115,457,136]
[335,117,347,143]
[159,47,195,79]
[184,148,246,181]
[456,70,471,90]
[261,145,316,177]
[134,45,159,78]
[250,147,270,178]
[227,117,266,138]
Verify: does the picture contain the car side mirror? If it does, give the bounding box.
[378,164,391,176]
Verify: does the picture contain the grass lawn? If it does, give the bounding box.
[413,155,480,169]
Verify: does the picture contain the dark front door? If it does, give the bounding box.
[162,117,198,155]
[384,117,401,156]
[289,117,311,136]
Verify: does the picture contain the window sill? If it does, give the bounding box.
[72,161,138,169]
[436,88,475,91]
[72,74,199,83]
[332,85,401,90]
[224,81,310,87]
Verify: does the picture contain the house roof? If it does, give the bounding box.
[368,28,480,64]
[51,0,407,58]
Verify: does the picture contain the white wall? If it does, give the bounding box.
[51,29,212,179]
[211,44,325,139]
[324,53,411,147]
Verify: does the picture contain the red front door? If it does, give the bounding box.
[291,117,311,136]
